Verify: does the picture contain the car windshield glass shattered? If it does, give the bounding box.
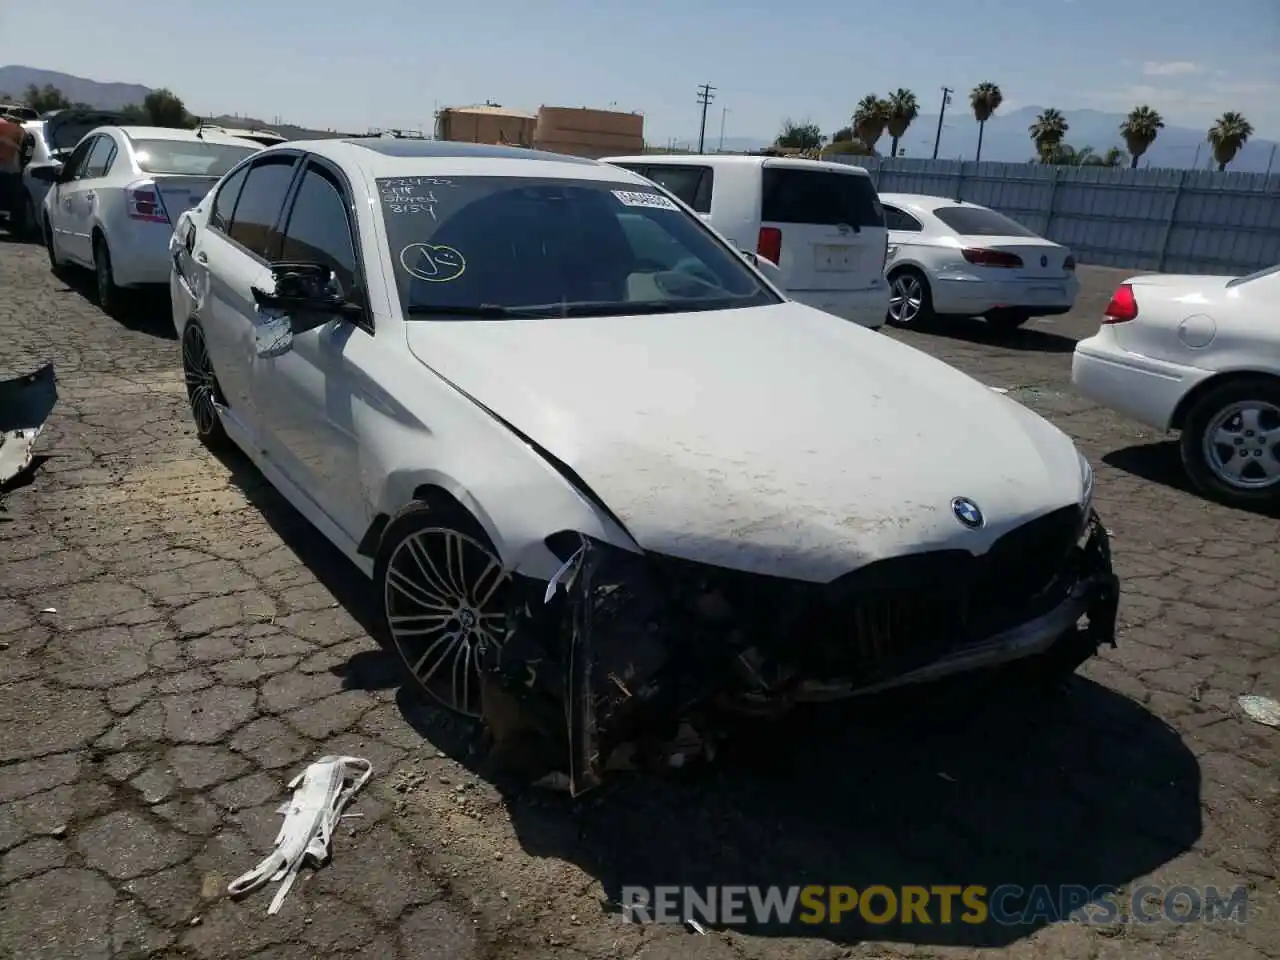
[376,175,780,319]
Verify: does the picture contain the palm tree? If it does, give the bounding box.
[970,82,1004,162]
[885,89,919,159]
[1119,106,1164,169]
[1029,108,1069,162]
[1207,112,1254,171]
[852,94,890,153]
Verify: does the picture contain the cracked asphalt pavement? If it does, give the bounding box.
[1,229,1277,960]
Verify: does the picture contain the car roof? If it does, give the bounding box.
[878,193,987,213]
[270,138,657,184]
[107,126,264,148]
[602,153,874,177]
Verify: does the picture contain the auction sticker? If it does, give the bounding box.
[612,190,678,210]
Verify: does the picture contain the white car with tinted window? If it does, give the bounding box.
[603,154,890,329]
[169,139,1118,794]
[1072,265,1280,509]
[31,125,261,311]
[879,194,1079,332]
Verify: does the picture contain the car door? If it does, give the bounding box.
[881,203,925,269]
[60,134,116,263]
[251,156,373,541]
[47,137,95,261]
[191,152,300,440]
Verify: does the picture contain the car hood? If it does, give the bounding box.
[404,302,1085,582]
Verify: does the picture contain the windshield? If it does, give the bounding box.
[933,205,1040,238]
[377,175,780,319]
[130,138,258,177]
[1226,263,1280,287]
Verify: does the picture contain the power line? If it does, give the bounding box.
[696,83,716,155]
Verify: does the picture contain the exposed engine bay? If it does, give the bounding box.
[479,508,1120,796]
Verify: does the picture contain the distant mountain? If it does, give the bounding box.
[0,65,151,111]
[694,106,1279,173]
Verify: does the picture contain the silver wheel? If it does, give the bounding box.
[888,272,924,324]
[182,325,220,437]
[383,526,509,717]
[1201,401,1280,490]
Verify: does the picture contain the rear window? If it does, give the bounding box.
[130,139,258,177]
[760,167,884,228]
[46,121,107,154]
[932,206,1039,238]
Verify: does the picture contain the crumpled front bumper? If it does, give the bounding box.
[481,512,1120,796]
[0,363,57,491]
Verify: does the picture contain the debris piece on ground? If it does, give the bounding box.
[227,755,372,914]
[1238,695,1280,727]
[0,363,57,488]
[989,386,1009,394]
[686,918,708,934]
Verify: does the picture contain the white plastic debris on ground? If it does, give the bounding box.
[228,756,372,914]
[1238,695,1280,727]
[0,363,58,488]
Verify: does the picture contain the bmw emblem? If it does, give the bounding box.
[951,497,984,528]
[1040,254,1048,267]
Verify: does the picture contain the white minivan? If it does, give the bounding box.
[602,154,890,329]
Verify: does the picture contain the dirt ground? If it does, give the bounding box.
[1,232,1277,960]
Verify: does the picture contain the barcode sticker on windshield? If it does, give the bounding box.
[613,190,678,210]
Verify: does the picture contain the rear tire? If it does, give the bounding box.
[886,268,933,327]
[1179,376,1280,510]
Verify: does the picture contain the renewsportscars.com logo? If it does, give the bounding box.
[620,884,1249,927]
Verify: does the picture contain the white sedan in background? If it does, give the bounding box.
[1072,265,1280,509]
[30,125,261,312]
[879,194,1079,332]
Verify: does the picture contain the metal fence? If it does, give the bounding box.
[830,156,1280,276]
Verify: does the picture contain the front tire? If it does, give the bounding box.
[180,322,229,448]
[374,502,511,718]
[44,216,62,272]
[1180,377,1280,509]
[886,268,933,327]
[93,235,121,315]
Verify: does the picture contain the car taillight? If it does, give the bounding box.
[126,179,170,223]
[1102,283,1138,323]
[961,247,1023,268]
[757,226,782,265]
[1063,254,1076,271]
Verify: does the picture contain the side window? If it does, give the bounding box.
[644,165,713,214]
[882,205,923,232]
[209,164,249,233]
[278,162,361,304]
[63,137,97,181]
[226,155,297,258]
[82,136,117,179]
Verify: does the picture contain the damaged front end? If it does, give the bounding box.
[0,363,57,494]
[480,509,1120,797]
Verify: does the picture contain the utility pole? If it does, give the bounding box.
[696,83,716,155]
[931,86,953,160]
[718,107,730,151]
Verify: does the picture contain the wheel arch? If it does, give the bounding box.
[1170,369,1280,431]
[357,481,486,559]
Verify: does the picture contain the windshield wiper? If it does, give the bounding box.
[404,304,523,318]
[405,298,751,320]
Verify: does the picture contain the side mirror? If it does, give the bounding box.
[29,165,59,184]
[250,262,361,358]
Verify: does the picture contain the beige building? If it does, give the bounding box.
[435,102,645,158]
[435,104,537,147]
[534,106,644,159]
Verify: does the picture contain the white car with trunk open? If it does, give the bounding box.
[169,138,1119,794]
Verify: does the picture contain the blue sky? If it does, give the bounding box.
[2,0,1277,143]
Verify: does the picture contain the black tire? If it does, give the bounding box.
[180,321,229,449]
[1179,376,1280,509]
[44,216,61,272]
[93,234,121,315]
[373,501,512,718]
[885,268,933,327]
[986,310,1030,333]
[21,195,39,243]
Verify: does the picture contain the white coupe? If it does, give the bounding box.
[1072,265,1280,509]
[169,138,1118,793]
[880,193,1079,332]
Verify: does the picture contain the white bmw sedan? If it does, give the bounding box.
[169,139,1118,793]
[1073,265,1280,509]
[31,125,261,312]
[880,194,1079,332]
